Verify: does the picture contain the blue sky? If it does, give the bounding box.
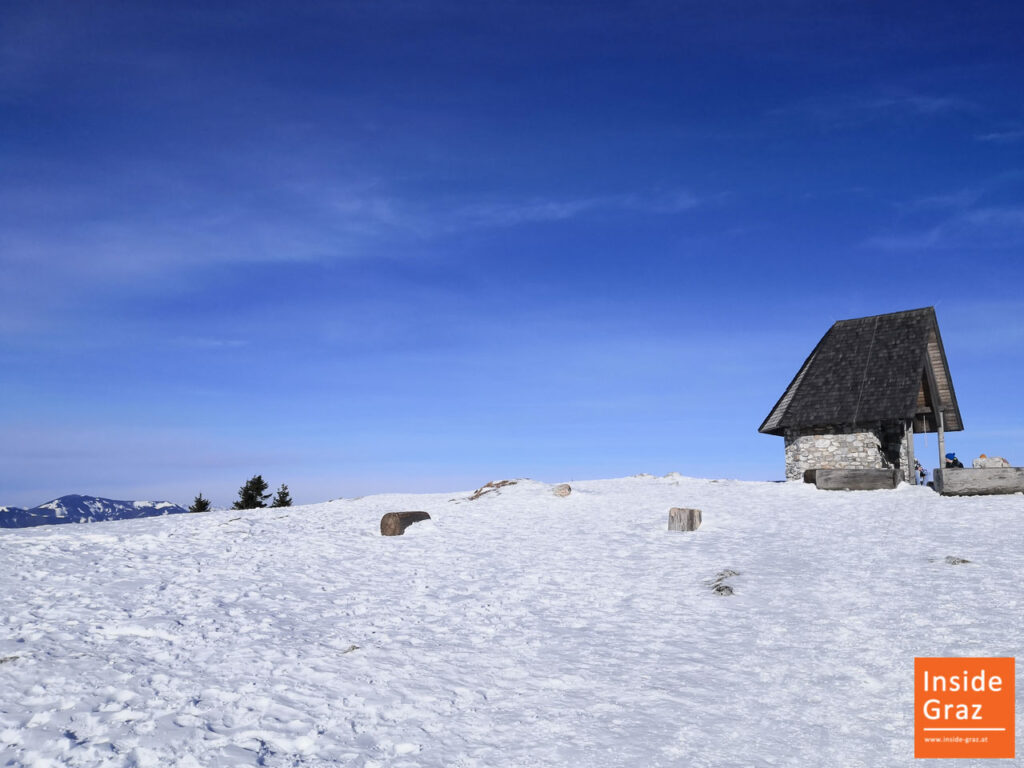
[3,1,1024,508]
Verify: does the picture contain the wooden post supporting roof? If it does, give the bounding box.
[937,410,946,470]
[921,334,950,469]
[905,420,915,484]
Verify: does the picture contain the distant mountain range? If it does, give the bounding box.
[0,495,189,529]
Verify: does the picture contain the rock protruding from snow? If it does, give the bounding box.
[380,511,432,536]
[668,507,702,531]
[468,480,518,501]
[708,569,740,596]
[552,483,571,497]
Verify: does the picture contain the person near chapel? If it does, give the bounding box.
[945,452,964,469]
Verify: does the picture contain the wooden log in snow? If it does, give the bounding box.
[807,468,898,491]
[933,467,1024,496]
[668,507,701,531]
[380,511,431,536]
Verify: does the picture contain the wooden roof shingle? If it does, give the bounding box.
[759,307,963,436]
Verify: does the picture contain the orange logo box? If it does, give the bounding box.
[915,657,1015,759]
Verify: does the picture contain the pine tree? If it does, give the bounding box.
[188,492,211,513]
[270,483,293,508]
[232,474,271,510]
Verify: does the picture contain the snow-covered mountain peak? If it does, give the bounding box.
[0,494,188,529]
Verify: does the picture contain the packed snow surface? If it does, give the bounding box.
[1,475,1021,767]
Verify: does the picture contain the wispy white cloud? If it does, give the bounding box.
[960,206,1024,228]
[449,190,698,230]
[896,188,982,212]
[864,94,971,116]
[172,337,249,349]
[0,176,703,334]
[942,299,1024,351]
[864,227,945,251]
[1,185,700,269]
[769,90,974,129]
[328,195,416,236]
[866,205,1024,251]
[627,190,701,214]
[976,129,1024,144]
[275,184,702,241]
[871,172,1024,251]
[454,197,603,227]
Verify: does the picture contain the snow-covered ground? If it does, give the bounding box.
[1,475,1020,767]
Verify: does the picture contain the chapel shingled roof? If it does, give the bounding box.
[759,307,962,436]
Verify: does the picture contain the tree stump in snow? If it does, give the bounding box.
[380,511,431,536]
[553,483,572,497]
[668,507,701,531]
